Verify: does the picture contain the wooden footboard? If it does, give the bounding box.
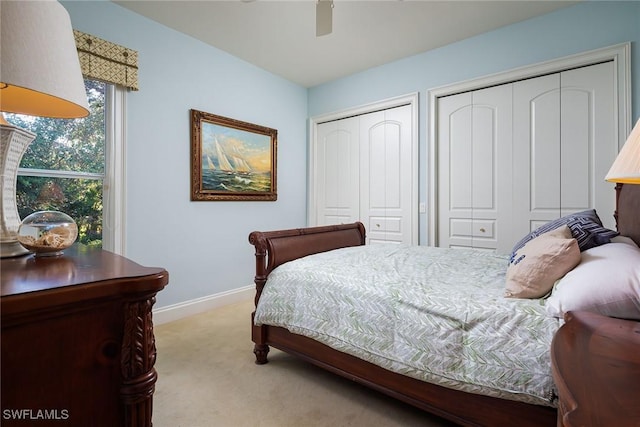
[248,221,556,427]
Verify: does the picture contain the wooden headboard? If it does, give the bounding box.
[613,184,640,246]
[615,183,640,246]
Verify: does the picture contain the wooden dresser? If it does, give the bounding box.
[551,310,640,427]
[1,246,168,427]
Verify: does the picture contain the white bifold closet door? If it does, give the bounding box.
[512,63,616,240]
[438,61,616,253]
[315,116,360,225]
[437,84,513,252]
[315,104,414,244]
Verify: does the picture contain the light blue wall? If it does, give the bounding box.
[63,1,638,309]
[62,1,308,309]
[309,1,640,244]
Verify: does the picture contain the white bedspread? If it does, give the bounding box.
[254,244,560,407]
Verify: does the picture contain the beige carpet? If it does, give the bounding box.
[153,299,457,427]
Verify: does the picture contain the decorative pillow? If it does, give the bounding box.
[546,240,640,320]
[566,217,619,251]
[511,209,617,254]
[505,225,581,299]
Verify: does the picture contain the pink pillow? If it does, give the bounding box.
[505,226,580,299]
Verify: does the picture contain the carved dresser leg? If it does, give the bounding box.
[121,296,158,427]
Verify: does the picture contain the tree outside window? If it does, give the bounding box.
[7,80,106,248]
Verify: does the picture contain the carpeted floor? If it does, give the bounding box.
[153,299,457,427]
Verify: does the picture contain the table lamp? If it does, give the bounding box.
[606,118,640,184]
[1,0,89,257]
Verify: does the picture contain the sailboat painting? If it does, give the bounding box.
[191,109,277,201]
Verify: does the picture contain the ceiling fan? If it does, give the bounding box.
[316,0,334,37]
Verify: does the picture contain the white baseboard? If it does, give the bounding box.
[153,285,254,325]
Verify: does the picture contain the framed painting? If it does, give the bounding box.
[190,109,277,201]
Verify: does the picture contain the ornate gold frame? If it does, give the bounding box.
[190,109,277,201]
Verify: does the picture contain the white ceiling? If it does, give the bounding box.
[113,0,577,88]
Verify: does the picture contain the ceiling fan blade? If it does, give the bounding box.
[316,0,333,37]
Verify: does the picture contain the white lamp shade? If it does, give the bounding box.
[0,0,89,118]
[606,118,640,184]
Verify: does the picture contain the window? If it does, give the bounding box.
[8,79,125,253]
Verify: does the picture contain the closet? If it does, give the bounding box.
[437,61,617,253]
[313,103,416,244]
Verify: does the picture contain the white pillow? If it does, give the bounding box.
[610,235,640,247]
[545,241,640,320]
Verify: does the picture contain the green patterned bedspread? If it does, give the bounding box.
[254,244,560,407]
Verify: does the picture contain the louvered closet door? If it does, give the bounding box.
[315,116,360,225]
[359,105,413,244]
[437,85,513,251]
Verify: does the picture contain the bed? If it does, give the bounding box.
[248,183,640,427]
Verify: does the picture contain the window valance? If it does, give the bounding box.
[73,30,138,91]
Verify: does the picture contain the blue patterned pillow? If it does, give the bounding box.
[511,209,618,255]
[566,217,619,251]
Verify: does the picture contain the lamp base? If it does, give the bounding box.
[1,241,30,258]
[1,121,36,258]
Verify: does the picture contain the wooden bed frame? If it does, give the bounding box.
[248,184,640,427]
